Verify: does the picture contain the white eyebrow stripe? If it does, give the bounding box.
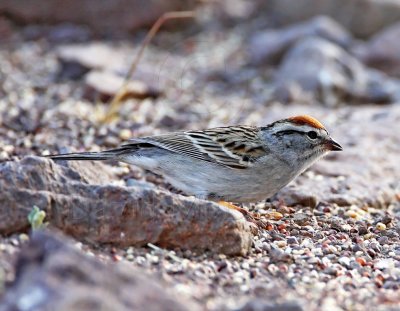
[274,123,321,133]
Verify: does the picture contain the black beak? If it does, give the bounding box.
[325,138,342,151]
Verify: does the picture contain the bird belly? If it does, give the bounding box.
[122,152,298,203]
[160,159,296,203]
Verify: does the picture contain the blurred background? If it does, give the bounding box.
[0,0,399,159]
[0,1,400,310]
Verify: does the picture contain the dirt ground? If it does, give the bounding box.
[0,2,400,310]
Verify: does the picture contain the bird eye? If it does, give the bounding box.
[307,131,318,139]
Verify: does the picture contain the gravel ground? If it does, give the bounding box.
[0,21,400,311]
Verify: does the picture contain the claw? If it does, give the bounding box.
[218,201,267,233]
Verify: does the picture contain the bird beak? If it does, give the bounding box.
[325,138,342,151]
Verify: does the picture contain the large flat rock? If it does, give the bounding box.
[0,230,200,311]
[0,157,252,255]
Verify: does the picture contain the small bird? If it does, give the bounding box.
[47,115,341,218]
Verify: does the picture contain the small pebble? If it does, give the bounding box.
[293,214,309,226]
[136,256,146,266]
[378,236,389,245]
[376,223,386,231]
[364,233,374,240]
[345,210,358,219]
[268,211,283,220]
[356,257,367,266]
[0,151,9,160]
[338,257,350,267]
[119,129,132,140]
[19,233,29,242]
[341,224,352,232]
[275,240,287,248]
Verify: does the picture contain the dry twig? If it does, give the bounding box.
[101,11,195,123]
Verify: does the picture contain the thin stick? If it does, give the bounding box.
[102,11,195,123]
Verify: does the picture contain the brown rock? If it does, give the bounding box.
[84,70,162,102]
[0,230,200,311]
[262,0,400,38]
[358,22,400,78]
[0,156,253,255]
[274,37,392,105]
[0,16,14,41]
[56,43,166,96]
[56,43,127,79]
[0,0,196,34]
[56,43,167,80]
[249,15,351,65]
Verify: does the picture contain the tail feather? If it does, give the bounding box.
[45,144,140,161]
[45,151,116,161]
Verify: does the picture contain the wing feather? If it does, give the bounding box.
[125,126,268,169]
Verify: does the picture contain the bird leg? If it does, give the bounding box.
[218,201,266,231]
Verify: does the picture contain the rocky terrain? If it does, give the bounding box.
[0,1,399,310]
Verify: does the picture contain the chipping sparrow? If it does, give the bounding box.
[47,115,342,204]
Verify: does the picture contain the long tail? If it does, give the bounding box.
[46,145,137,161]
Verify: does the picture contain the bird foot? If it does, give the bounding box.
[218,201,267,233]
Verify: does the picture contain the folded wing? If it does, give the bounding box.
[125,126,268,169]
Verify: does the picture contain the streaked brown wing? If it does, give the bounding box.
[126,126,268,169]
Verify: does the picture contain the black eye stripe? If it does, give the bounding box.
[276,129,319,139]
[276,130,305,136]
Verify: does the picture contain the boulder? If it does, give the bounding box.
[357,21,400,78]
[274,37,393,105]
[249,16,351,65]
[0,230,200,311]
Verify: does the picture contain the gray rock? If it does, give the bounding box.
[293,214,310,226]
[377,236,389,245]
[0,230,200,311]
[358,21,400,78]
[0,156,253,255]
[338,256,351,268]
[274,37,392,105]
[269,246,292,263]
[375,259,396,270]
[237,300,303,311]
[249,16,351,65]
[287,236,299,245]
[279,186,318,208]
